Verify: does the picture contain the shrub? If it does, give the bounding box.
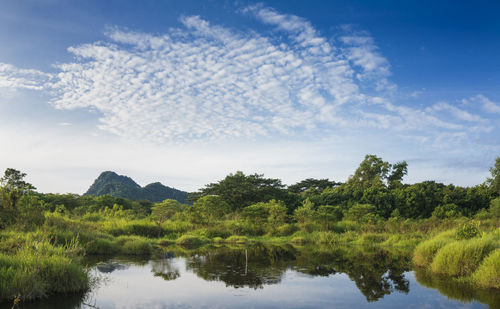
[275,224,298,236]
[456,222,480,240]
[472,249,500,289]
[430,238,497,277]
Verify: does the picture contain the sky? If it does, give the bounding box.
[1,0,499,193]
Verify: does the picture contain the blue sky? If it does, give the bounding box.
[1,0,499,193]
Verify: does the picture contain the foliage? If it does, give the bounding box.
[190,171,287,211]
[432,203,462,219]
[192,195,230,223]
[456,222,481,240]
[151,199,182,226]
[430,238,497,277]
[472,249,500,289]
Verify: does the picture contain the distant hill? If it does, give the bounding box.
[84,171,188,203]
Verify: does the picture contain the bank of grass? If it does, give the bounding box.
[0,235,89,302]
[413,227,500,289]
[1,214,500,303]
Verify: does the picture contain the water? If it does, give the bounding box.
[6,244,500,308]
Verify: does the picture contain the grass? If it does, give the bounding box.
[175,235,210,246]
[0,237,89,302]
[472,249,500,289]
[430,237,497,277]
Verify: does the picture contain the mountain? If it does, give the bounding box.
[84,171,188,203]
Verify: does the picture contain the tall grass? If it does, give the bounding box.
[0,236,88,301]
[472,249,500,289]
[430,237,497,277]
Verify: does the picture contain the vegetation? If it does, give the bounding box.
[1,154,500,303]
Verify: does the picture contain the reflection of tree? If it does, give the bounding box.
[151,258,180,281]
[184,244,296,289]
[294,246,411,302]
[415,267,500,308]
[178,244,411,302]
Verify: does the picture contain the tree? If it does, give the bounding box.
[151,199,182,226]
[294,198,315,229]
[316,205,342,231]
[190,171,286,211]
[267,200,287,232]
[193,195,230,223]
[0,168,36,228]
[288,178,340,194]
[388,161,408,189]
[487,156,500,197]
[346,155,407,191]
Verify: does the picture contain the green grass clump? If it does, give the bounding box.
[472,249,500,289]
[176,235,209,246]
[291,237,310,245]
[430,238,497,277]
[85,238,119,255]
[413,238,449,267]
[0,236,89,302]
[115,236,153,255]
[212,237,224,243]
[313,231,343,245]
[225,235,250,244]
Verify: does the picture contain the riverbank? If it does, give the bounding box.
[1,214,499,304]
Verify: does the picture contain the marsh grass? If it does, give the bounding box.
[472,249,500,289]
[0,236,88,301]
[430,237,497,277]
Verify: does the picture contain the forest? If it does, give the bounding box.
[0,154,499,303]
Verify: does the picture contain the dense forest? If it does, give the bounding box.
[0,154,499,303]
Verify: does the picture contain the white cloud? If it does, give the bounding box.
[0,62,51,90]
[0,5,496,158]
[467,94,500,114]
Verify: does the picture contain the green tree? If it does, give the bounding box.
[267,200,287,232]
[432,203,462,219]
[487,156,500,197]
[0,168,36,228]
[241,202,270,225]
[490,197,500,218]
[344,203,379,223]
[288,178,340,194]
[193,195,230,223]
[316,205,342,231]
[294,198,315,228]
[151,199,182,226]
[191,171,286,211]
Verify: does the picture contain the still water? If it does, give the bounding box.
[8,244,500,308]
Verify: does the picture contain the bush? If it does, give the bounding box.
[456,222,480,240]
[430,238,497,277]
[472,249,500,289]
[275,224,298,236]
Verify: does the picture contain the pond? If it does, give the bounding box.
[5,244,500,308]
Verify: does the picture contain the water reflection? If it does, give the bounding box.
[2,244,493,309]
[415,267,500,308]
[158,244,411,301]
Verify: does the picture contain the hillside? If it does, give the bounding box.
[84,171,188,203]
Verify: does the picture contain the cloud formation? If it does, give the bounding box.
[0,5,495,149]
